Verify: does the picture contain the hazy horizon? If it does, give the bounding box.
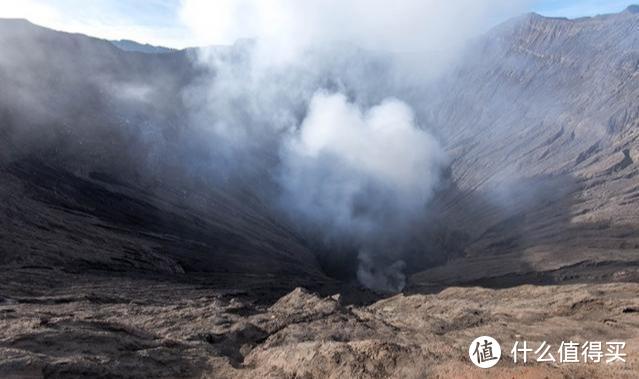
[0,0,635,49]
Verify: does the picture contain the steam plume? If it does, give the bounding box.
[178,0,530,291]
[279,92,445,291]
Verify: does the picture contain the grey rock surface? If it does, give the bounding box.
[1,272,637,378]
[411,9,639,286]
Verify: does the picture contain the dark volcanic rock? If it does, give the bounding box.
[410,9,639,285]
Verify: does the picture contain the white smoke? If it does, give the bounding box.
[178,0,531,291]
[279,92,446,291]
[280,92,444,233]
[180,0,529,64]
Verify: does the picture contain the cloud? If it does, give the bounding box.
[0,0,61,24]
[0,0,191,48]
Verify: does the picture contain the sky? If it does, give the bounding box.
[533,0,635,18]
[0,0,635,48]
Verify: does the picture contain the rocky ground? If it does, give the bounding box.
[1,269,637,378]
